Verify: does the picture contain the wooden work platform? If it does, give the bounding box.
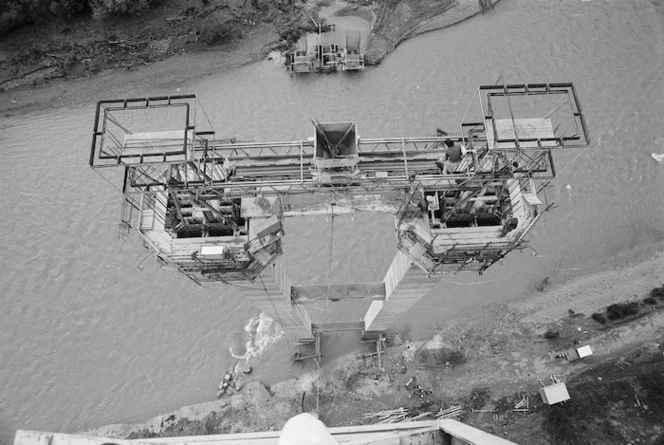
[169,237,248,261]
[486,118,557,149]
[241,193,403,218]
[431,227,508,250]
[291,282,386,302]
[122,130,193,155]
[311,321,366,332]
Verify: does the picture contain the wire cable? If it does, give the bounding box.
[136,251,155,270]
[553,146,590,177]
[258,273,292,348]
[326,205,335,302]
[196,98,215,134]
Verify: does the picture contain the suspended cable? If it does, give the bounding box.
[111,323,166,413]
[106,112,132,135]
[505,85,521,149]
[553,146,590,177]
[136,251,155,270]
[315,358,321,413]
[459,88,480,145]
[258,273,292,348]
[196,98,215,134]
[544,95,568,119]
[326,204,335,301]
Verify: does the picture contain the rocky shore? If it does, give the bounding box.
[83,248,664,445]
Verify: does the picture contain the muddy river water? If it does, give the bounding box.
[1,0,663,442]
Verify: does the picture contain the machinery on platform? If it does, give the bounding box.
[287,22,339,75]
[90,83,589,344]
[340,29,365,71]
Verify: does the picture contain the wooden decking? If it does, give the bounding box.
[486,118,557,149]
[122,130,193,156]
[15,419,518,445]
[292,282,386,303]
[169,237,249,262]
[432,226,509,249]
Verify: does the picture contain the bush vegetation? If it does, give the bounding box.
[1,0,85,35]
[606,302,639,320]
[196,14,236,44]
[467,387,491,411]
[0,0,162,36]
[650,285,664,299]
[591,312,607,324]
[89,0,162,16]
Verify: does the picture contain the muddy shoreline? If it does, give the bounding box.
[80,247,664,444]
[0,0,499,116]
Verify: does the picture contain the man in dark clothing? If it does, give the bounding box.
[436,139,465,174]
[444,139,463,162]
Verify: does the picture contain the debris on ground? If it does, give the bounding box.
[436,405,464,419]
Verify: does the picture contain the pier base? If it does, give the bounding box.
[363,251,444,336]
[243,259,315,343]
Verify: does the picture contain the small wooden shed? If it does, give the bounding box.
[539,382,570,405]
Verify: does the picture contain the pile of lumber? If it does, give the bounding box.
[362,408,434,424]
[363,408,409,424]
[435,405,464,419]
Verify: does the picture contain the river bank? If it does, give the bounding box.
[0,0,499,115]
[80,246,664,444]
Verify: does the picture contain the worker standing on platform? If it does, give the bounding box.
[436,139,466,174]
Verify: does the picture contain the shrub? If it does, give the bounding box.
[467,388,491,411]
[196,14,235,44]
[53,0,89,16]
[2,0,162,35]
[0,2,26,35]
[542,405,576,442]
[591,312,607,324]
[89,0,161,16]
[543,329,560,339]
[606,302,639,320]
[644,297,657,305]
[1,0,89,36]
[493,396,514,414]
[650,286,664,299]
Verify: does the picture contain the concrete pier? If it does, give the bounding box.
[363,251,445,334]
[243,259,315,343]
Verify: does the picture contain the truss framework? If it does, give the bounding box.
[90,83,590,283]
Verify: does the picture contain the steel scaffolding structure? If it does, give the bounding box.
[89,83,589,341]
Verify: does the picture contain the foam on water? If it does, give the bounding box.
[230,312,286,361]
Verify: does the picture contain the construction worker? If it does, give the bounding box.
[436,139,466,174]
